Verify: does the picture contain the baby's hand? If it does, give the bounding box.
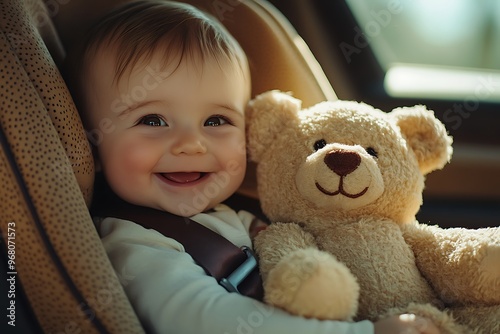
[374,314,440,334]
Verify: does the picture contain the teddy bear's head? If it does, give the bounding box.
[246,91,452,225]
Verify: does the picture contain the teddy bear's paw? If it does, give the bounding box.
[440,241,500,304]
[477,243,500,302]
[385,303,471,334]
[263,248,359,320]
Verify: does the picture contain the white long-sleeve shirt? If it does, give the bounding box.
[96,204,374,334]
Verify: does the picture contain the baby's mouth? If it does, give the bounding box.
[160,172,207,184]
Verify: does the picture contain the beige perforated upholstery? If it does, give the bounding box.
[0,0,335,332]
[1,0,142,332]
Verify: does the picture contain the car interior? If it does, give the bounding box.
[0,0,498,333]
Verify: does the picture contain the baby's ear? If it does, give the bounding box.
[391,105,453,174]
[246,90,301,162]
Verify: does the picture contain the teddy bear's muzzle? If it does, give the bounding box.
[295,144,385,210]
[315,149,368,199]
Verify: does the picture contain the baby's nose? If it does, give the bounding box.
[171,133,207,155]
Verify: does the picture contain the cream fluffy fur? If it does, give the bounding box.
[247,91,500,334]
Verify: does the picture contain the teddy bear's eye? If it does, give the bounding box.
[365,147,378,158]
[313,139,327,151]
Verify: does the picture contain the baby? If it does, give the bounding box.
[66,1,439,333]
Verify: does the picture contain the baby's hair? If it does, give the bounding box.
[66,0,249,121]
[86,0,248,81]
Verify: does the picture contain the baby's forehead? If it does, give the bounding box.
[90,41,244,87]
[84,45,249,113]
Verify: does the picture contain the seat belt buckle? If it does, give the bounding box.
[219,246,257,294]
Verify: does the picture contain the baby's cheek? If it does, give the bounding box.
[119,141,159,172]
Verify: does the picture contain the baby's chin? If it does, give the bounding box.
[154,199,218,217]
[170,205,209,217]
[141,182,243,217]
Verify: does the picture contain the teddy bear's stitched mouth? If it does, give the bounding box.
[315,177,368,199]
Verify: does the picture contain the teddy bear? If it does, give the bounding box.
[246,90,500,334]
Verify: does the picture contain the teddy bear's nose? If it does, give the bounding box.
[324,150,361,176]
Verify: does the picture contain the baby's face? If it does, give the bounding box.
[84,50,248,216]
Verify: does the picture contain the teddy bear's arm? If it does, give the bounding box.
[401,222,500,305]
[254,222,318,281]
[254,222,360,320]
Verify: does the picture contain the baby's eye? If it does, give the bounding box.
[138,114,167,127]
[205,115,230,127]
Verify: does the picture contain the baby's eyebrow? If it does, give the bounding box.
[117,100,162,118]
[211,103,244,115]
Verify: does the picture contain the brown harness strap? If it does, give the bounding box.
[92,190,264,301]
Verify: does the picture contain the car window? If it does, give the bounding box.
[346,0,500,71]
[346,0,500,102]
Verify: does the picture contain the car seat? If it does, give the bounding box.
[0,0,336,332]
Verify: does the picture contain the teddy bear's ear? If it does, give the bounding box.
[246,90,301,162]
[391,105,453,175]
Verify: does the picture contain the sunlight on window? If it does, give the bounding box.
[347,0,500,99]
[408,0,482,45]
[385,64,500,102]
[347,0,500,70]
